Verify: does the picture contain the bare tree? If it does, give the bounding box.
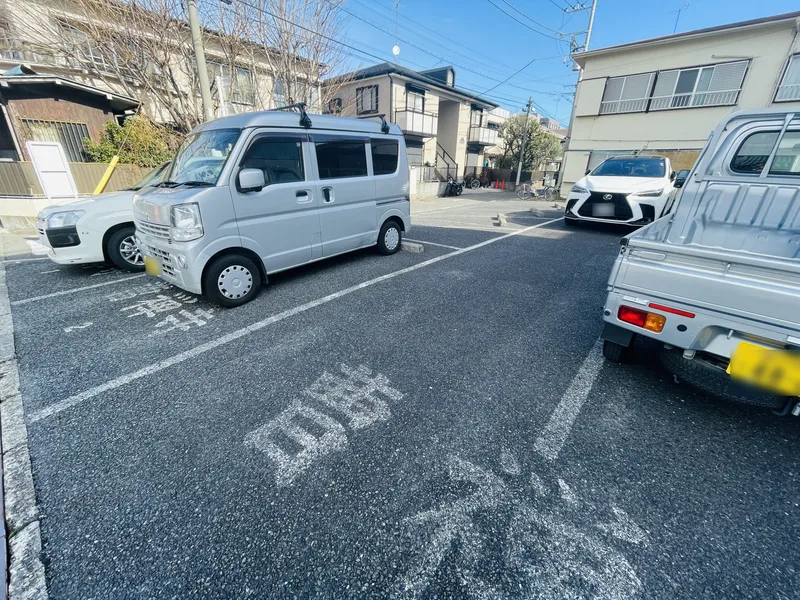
[236,0,351,113]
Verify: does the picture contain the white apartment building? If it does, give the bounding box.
[562,10,800,196]
[325,63,498,179]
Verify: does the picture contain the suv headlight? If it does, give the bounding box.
[571,185,589,194]
[170,203,203,242]
[46,210,85,229]
[633,188,665,197]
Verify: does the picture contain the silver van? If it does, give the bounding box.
[133,106,410,307]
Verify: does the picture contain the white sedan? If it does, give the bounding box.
[36,162,169,272]
[564,156,676,226]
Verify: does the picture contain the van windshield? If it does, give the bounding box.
[591,158,666,178]
[165,128,240,186]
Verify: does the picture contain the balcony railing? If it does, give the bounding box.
[599,98,648,114]
[776,83,800,102]
[649,89,739,110]
[394,108,438,137]
[468,125,498,146]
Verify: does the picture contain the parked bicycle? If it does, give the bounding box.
[463,173,482,189]
[516,183,557,201]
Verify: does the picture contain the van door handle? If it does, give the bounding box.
[322,187,334,203]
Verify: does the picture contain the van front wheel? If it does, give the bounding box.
[377,220,402,255]
[203,254,262,308]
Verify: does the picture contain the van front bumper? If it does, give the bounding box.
[136,231,203,295]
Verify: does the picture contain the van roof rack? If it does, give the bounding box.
[357,113,391,134]
[273,102,312,128]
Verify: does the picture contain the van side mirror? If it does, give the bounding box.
[674,169,690,188]
[585,169,591,175]
[239,168,265,192]
[670,170,677,181]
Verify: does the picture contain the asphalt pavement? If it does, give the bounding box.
[2,192,798,599]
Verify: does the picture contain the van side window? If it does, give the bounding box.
[371,139,399,175]
[315,140,368,179]
[730,131,779,174]
[769,131,800,176]
[239,137,304,186]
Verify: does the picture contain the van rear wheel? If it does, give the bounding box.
[203,254,262,308]
[377,220,402,255]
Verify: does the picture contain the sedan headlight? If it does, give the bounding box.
[170,203,203,242]
[570,185,589,194]
[46,210,85,229]
[633,188,665,197]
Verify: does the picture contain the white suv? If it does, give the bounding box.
[564,156,676,226]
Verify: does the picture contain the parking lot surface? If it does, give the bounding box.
[3,191,798,598]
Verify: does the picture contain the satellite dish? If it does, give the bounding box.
[392,45,400,56]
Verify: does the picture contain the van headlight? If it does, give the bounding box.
[170,203,203,242]
[570,185,589,194]
[46,210,85,229]
[633,188,665,197]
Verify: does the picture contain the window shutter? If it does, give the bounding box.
[708,61,747,91]
[652,70,678,97]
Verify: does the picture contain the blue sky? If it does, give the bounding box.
[338,0,799,124]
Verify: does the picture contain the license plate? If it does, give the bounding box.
[728,342,800,396]
[592,203,615,217]
[144,256,162,277]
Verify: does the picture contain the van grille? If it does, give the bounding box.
[578,192,633,220]
[146,245,175,277]
[137,219,170,240]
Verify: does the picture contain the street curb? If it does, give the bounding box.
[0,236,48,600]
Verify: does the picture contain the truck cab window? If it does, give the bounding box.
[730,131,779,174]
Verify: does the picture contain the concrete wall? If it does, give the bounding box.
[561,16,800,195]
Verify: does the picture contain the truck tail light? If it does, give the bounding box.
[618,305,666,333]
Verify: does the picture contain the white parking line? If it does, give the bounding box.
[412,200,483,215]
[533,338,604,461]
[1,258,50,264]
[11,274,146,306]
[403,238,462,250]
[29,217,563,424]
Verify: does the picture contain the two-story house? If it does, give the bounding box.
[324,63,498,179]
[561,10,800,197]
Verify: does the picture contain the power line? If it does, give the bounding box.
[497,0,564,34]
[350,0,518,75]
[485,0,563,41]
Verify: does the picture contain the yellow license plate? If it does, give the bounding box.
[728,342,800,396]
[144,256,162,277]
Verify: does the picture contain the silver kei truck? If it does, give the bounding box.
[600,108,800,415]
[133,105,410,308]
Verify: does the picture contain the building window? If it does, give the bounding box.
[208,62,255,105]
[371,139,399,175]
[776,54,800,102]
[470,109,484,127]
[58,22,110,72]
[21,119,90,162]
[315,140,368,179]
[599,73,655,114]
[326,98,342,115]
[238,137,305,187]
[356,85,378,115]
[650,61,747,110]
[407,90,424,112]
[273,78,286,107]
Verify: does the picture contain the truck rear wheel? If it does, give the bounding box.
[660,348,787,409]
[602,339,631,363]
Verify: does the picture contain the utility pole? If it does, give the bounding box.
[515,97,533,187]
[561,0,597,195]
[187,0,214,122]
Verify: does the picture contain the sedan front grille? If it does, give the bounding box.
[578,192,633,220]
